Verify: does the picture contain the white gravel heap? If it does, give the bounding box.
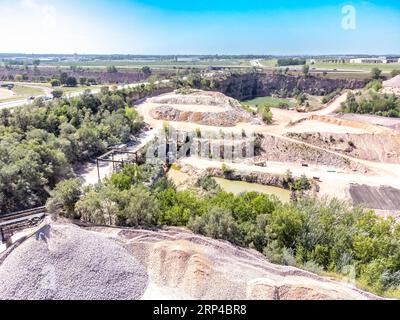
[0,223,148,300]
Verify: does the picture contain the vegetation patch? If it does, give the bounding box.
[341,91,400,118]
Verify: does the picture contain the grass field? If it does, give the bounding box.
[259,59,278,67]
[0,85,44,103]
[243,96,296,108]
[311,62,400,73]
[12,85,44,96]
[258,59,400,74]
[54,85,102,94]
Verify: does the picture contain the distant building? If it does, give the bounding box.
[176,57,200,62]
[350,57,386,64]
[349,57,398,64]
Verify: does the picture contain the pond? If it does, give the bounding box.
[213,177,291,203]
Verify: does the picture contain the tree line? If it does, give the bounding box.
[341,91,400,118]
[0,85,152,213]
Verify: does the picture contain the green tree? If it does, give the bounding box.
[107,65,118,73]
[75,185,119,225]
[118,186,160,227]
[50,79,61,87]
[141,66,152,76]
[51,89,64,99]
[302,64,310,76]
[60,72,68,85]
[79,77,88,86]
[46,179,82,217]
[371,67,382,80]
[65,76,77,87]
[188,207,241,244]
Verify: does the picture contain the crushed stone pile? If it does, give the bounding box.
[0,224,148,300]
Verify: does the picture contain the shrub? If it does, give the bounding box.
[118,186,160,227]
[188,207,241,244]
[197,176,221,193]
[46,179,82,217]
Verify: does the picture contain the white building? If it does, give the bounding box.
[349,57,388,64]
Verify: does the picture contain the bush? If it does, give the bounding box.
[257,104,273,124]
[322,88,342,104]
[51,89,64,99]
[188,207,241,244]
[390,69,400,78]
[365,80,383,92]
[46,179,82,217]
[118,186,160,227]
[197,176,221,193]
[371,67,382,80]
[50,79,61,87]
[341,91,400,117]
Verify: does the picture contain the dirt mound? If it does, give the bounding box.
[383,75,400,89]
[0,224,148,300]
[0,222,381,300]
[147,90,260,127]
[349,184,400,210]
[310,115,391,134]
[149,90,241,108]
[117,227,380,300]
[335,113,400,131]
[151,105,256,127]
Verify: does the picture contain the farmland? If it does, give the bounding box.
[38,58,252,69]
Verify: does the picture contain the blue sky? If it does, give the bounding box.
[0,0,399,54]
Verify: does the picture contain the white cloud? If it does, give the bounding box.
[21,0,57,29]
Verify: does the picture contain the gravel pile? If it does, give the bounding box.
[0,224,148,300]
[384,75,400,88]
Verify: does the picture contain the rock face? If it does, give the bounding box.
[0,222,382,300]
[286,131,400,164]
[256,134,369,172]
[215,72,368,100]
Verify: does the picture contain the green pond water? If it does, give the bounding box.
[213,177,291,203]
